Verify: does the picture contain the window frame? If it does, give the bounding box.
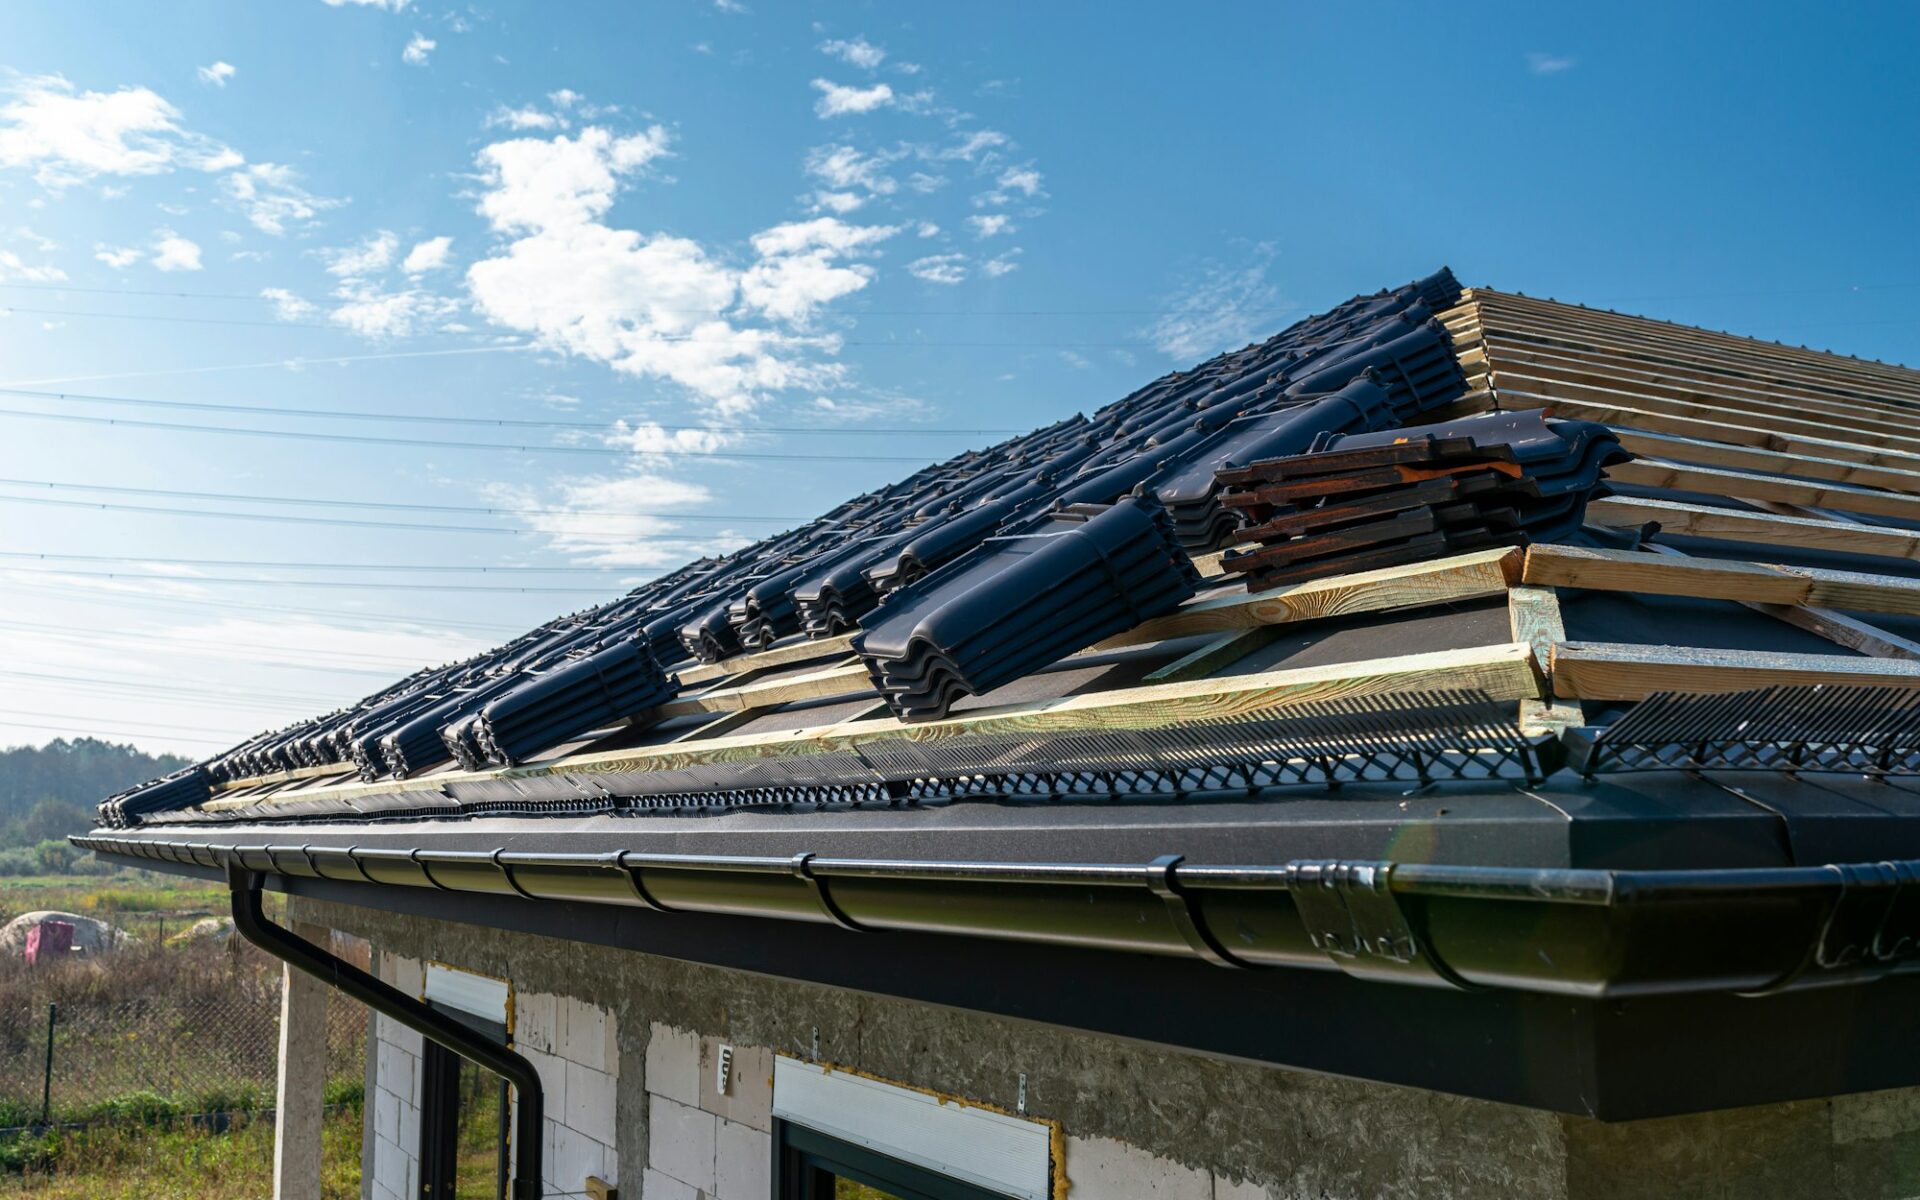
[775,1119,1015,1200]
[416,1003,513,1200]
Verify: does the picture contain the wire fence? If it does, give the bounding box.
[0,932,368,1128]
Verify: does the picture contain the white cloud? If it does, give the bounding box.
[1526,51,1576,75]
[610,423,733,456]
[487,105,562,131]
[967,213,1012,239]
[811,190,865,214]
[819,37,885,69]
[474,125,672,232]
[93,243,141,269]
[803,143,898,194]
[907,253,966,285]
[928,129,1008,162]
[1059,350,1091,370]
[982,251,1020,277]
[748,217,896,258]
[402,235,452,273]
[0,249,66,282]
[260,287,319,321]
[1147,243,1290,360]
[812,79,893,118]
[906,171,946,193]
[512,473,732,567]
[321,0,410,9]
[320,229,399,277]
[220,161,342,235]
[712,0,748,12]
[327,283,460,338]
[402,33,436,66]
[465,122,886,413]
[150,230,203,272]
[0,74,240,187]
[998,166,1044,198]
[197,62,237,87]
[915,222,939,238]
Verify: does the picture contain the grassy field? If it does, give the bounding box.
[0,869,232,935]
[0,1106,362,1198]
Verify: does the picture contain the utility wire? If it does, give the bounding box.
[0,617,467,668]
[0,719,235,749]
[2,577,532,635]
[0,567,627,594]
[0,551,641,574]
[0,668,341,707]
[0,385,1027,436]
[0,493,619,536]
[0,407,944,461]
[0,476,797,523]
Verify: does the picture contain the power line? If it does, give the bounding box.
[0,278,1307,316]
[5,303,1177,346]
[0,385,1027,436]
[0,493,585,536]
[0,476,796,523]
[0,617,462,669]
[0,667,341,707]
[0,551,640,575]
[0,407,944,461]
[0,566,627,593]
[2,577,531,635]
[0,343,536,389]
[0,707,239,739]
[0,719,234,749]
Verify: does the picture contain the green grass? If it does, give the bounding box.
[0,871,230,929]
[0,1105,363,1198]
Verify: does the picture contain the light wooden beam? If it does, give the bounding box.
[1609,459,1920,525]
[208,642,1545,813]
[1095,545,1523,649]
[678,633,856,686]
[1611,428,1920,497]
[1507,586,1583,732]
[1140,627,1284,684]
[1524,544,1920,618]
[1551,641,1920,701]
[1586,496,1920,561]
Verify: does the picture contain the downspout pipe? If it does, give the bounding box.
[228,864,545,1199]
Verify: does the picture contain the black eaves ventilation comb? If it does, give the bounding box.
[1568,685,1920,778]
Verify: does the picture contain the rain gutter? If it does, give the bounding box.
[76,834,1920,1000]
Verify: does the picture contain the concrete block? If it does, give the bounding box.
[1066,1136,1212,1200]
[700,1038,773,1132]
[386,954,425,998]
[374,1132,412,1197]
[646,1023,701,1107]
[561,996,613,1072]
[374,1088,400,1145]
[553,1123,610,1196]
[644,1167,699,1200]
[714,1117,771,1200]
[525,1048,566,1118]
[567,1059,620,1146]
[649,1095,717,1193]
[517,990,560,1055]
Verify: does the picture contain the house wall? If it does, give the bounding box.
[312,895,1920,1200]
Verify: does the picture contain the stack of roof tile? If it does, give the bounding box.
[1216,410,1629,589]
[454,637,678,769]
[852,494,1200,722]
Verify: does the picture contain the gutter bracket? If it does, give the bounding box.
[1146,855,1255,969]
[1285,859,1472,990]
[792,853,866,933]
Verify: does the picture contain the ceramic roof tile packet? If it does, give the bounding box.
[83,270,1920,1124]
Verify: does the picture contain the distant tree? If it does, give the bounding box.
[0,737,193,844]
[17,799,91,845]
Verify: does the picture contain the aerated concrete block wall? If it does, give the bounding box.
[314,896,1920,1200]
[367,953,424,1200]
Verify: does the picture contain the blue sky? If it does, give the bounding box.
[2,1,1917,755]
